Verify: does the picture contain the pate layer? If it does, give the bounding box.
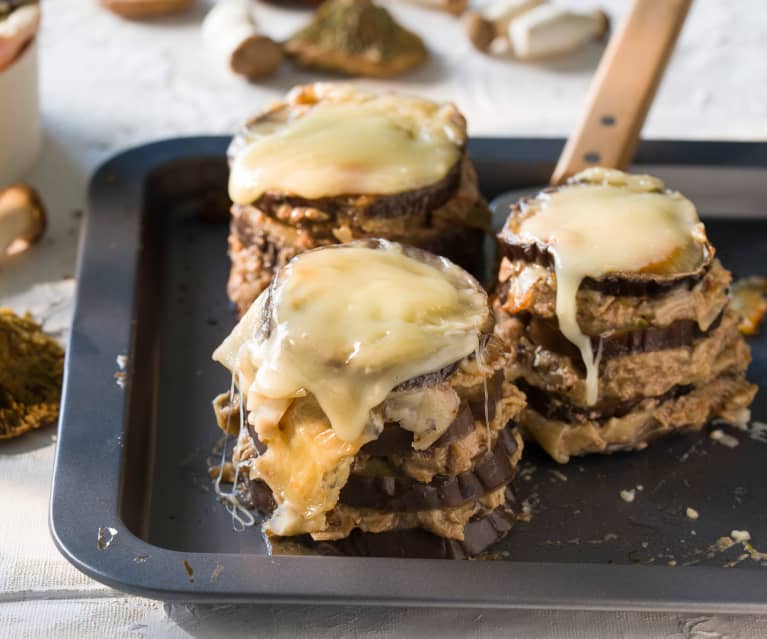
[522,375,757,463]
[512,311,749,406]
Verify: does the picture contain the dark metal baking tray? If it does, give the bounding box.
[51,137,767,610]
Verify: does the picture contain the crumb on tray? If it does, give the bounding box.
[710,428,739,448]
[620,489,636,503]
[731,529,752,543]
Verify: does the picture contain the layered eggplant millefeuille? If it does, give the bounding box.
[226,83,491,315]
[212,241,525,558]
[495,168,756,463]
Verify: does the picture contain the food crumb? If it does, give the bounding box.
[620,489,636,503]
[749,421,767,444]
[686,507,700,520]
[731,529,752,543]
[637,484,644,491]
[209,563,224,583]
[667,560,677,567]
[547,469,567,482]
[96,527,118,550]
[710,428,739,448]
[183,559,195,582]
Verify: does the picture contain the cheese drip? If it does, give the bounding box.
[228,101,461,204]
[516,168,705,405]
[213,242,488,534]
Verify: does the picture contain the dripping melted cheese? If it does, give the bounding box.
[515,168,706,405]
[228,100,461,205]
[213,242,487,534]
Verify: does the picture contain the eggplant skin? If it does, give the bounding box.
[239,477,275,513]
[248,157,463,226]
[518,379,696,424]
[524,311,724,367]
[499,237,715,298]
[240,425,521,514]
[361,370,505,457]
[312,503,515,559]
[360,402,475,457]
[339,427,520,512]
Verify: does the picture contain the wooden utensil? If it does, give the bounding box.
[490,0,693,223]
[551,0,693,183]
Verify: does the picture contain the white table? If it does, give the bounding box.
[2,1,767,636]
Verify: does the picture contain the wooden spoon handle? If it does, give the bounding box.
[551,0,693,184]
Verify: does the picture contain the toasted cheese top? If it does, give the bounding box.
[213,241,488,534]
[228,86,463,205]
[508,167,706,405]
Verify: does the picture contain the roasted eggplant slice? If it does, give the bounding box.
[225,83,491,314]
[214,240,526,556]
[494,168,755,460]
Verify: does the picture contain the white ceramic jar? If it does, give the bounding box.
[0,37,41,188]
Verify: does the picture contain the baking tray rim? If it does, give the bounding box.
[50,135,767,610]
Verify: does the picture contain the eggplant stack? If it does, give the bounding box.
[494,168,756,464]
[225,83,491,315]
[213,241,525,558]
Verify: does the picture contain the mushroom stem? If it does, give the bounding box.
[201,0,283,80]
[482,0,543,35]
[0,184,46,257]
[508,5,609,60]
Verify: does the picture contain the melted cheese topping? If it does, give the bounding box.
[213,241,487,534]
[228,99,462,204]
[515,168,705,405]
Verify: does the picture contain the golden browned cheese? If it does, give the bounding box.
[213,242,489,535]
[0,309,63,440]
[229,87,462,205]
[503,167,708,406]
[731,276,767,335]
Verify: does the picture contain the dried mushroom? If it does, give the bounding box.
[0,309,64,440]
[201,0,284,80]
[285,0,428,78]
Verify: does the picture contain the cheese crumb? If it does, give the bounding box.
[710,428,739,448]
[731,530,752,543]
[686,507,699,520]
[620,489,636,503]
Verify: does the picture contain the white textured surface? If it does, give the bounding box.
[1,0,767,636]
[0,38,41,187]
